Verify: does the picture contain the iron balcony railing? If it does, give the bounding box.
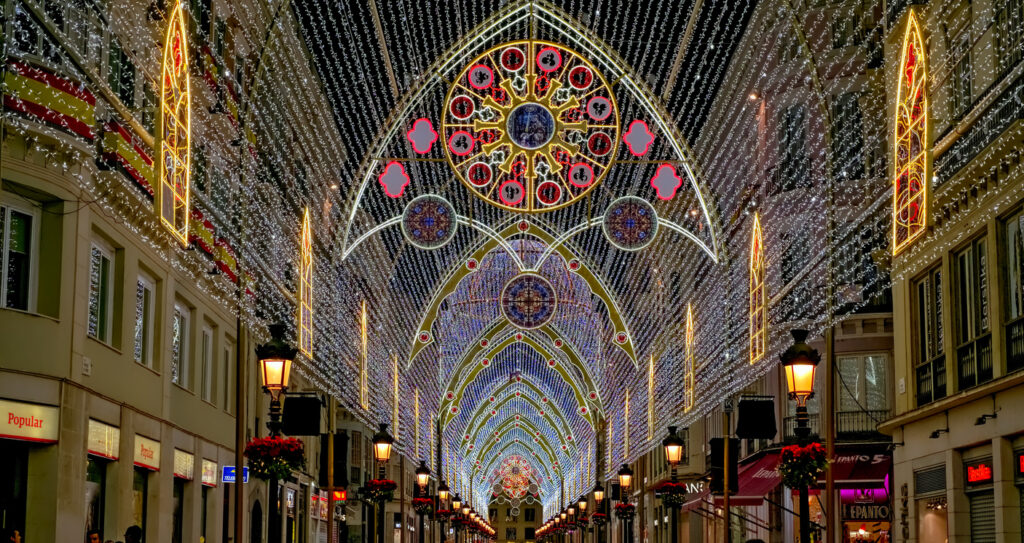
[1008,317,1024,374]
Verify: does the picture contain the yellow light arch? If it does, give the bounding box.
[893,10,929,255]
[684,303,695,411]
[299,208,313,357]
[158,1,191,245]
[749,213,766,364]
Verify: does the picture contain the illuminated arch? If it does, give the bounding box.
[460,385,578,443]
[893,10,928,255]
[469,420,564,467]
[749,213,766,364]
[477,440,556,487]
[299,208,313,357]
[158,1,191,245]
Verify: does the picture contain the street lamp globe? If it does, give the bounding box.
[662,426,685,467]
[593,483,605,505]
[617,464,633,491]
[577,496,587,512]
[438,480,450,503]
[256,323,296,400]
[416,460,431,490]
[780,329,821,406]
[372,423,394,464]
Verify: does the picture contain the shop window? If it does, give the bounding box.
[913,266,946,406]
[1004,208,1024,373]
[0,442,29,540]
[0,202,37,311]
[954,237,992,390]
[171,303,191,388]
[201,324,214,402]
[525,527,535,540]
[968,491,995,542]
[201,486,209,542]
[172,478,185,543]
[88,242,114,344]
[134,274,156,367]
[133,468,149,539]
[85,458,107,534]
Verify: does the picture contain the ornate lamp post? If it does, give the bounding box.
[780,329,821,543]
[451,494,462,543]
[661,426,686,543]
[577,496,588,543]
[255,323,296,543]
[415,461,431,543]
[592,484,605,543]
[437,481,450,543]
[372,423,395,543]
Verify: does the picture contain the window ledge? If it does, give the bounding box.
[172,382,194,395]
[86,334,121,355]
[0,306,60,324]
[879,369,1024,434]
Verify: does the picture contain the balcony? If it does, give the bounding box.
[783,413,820,442]
[916,354,947,407]
[784,410,891,443]
[955,333,993,391]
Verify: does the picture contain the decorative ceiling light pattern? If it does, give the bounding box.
[500,273,558,329]
[442,40,619,212]
[401,195,459,250]
[602,196,659,251]
[496,454,538,499]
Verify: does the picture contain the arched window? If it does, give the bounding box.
[159,1,190,245]
[750,213,766,364]
[893,10,928,255]
[299,208,313,357]
[684,303,695,412]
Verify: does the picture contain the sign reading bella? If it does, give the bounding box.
[0,399,59,443]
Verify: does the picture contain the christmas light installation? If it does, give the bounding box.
[684,304,694,412]
[647,355,655,439]
[893,10,928,255]
[360,300,368,410]
[749,213,766,364]
[442,40,619,213]
[299,208,313,358]
[157,0,190,245]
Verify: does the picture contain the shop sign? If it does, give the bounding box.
[1015,451,1024,481]
[87,419,120,459]
[222,465,249,483]
[202,459,217,487]
[320,490,329,520]
[311,491,320,518]
[134,435,161,470]
[173,449,194,479]
[965,459,993,486]
[842,503,891,521]
[0,399,58,443]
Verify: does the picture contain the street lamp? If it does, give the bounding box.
[415,461,431,543]
[617,464,633,492]
[593,483,604,506]
[661,426,686,543]
[438,481,450,503]
[371,423,394,543]
[255,322,296,543]
[780,329,821,543]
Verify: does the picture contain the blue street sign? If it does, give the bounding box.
[222,465,249,483]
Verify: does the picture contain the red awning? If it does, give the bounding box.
[680,487,710,512]
[714,451,781,507]
[816,446,891,489]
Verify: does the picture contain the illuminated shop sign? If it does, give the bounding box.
[87,419,120,459]
[965,459,993,486]
[134,435,161,470]
[0,399,59,443]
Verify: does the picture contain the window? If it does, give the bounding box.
[525,527,535,540]
[133,468,149,539]
[831,8,862,49]
[954,237,992,390]
[85,458,106,534]
[134,274,156,367]
[0,202,36,311]
[88,243,114,343]
[506,527,517,540]
[108,39,136,107]
[201,325,214,402]
[214,17,227,60]
[777,105,809,192]
[171,303,191,388]
[524,507,536,522]
[142,82,158,134]
[1005,209,1024,372]
[188,0,212,39]
[830,93,865,179]
[222,342,234,411]
[948,29,972,119]
[996,2,1024,77]
[836,354,889,434]
[914,266,946,405]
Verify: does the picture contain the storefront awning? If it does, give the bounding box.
[714,451,781,507]
[817,446,891,489]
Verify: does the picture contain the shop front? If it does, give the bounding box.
[86,419,121,536]
[825,446,892,543]
[0,398,59,538]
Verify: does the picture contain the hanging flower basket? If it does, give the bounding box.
[614,503,636,520]
[436,508,452,520]
[243,436,305,480]
[363,478,398,502]
[413,497,434,515]
[576,514,589,527]
[591,512,608,526]
[778,442,828,489]
[655,480,688,508]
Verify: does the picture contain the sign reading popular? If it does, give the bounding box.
[0,399,58,443]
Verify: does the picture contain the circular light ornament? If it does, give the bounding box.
[602,196,659,251]
[442,40,619,213]
[401,195,458,250]
[500,273,557,329]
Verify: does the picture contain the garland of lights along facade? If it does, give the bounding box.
[158,1,191,245]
